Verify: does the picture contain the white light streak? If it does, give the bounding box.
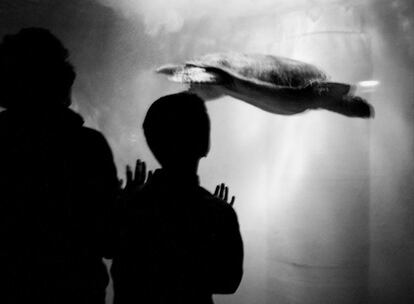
[358,80,380,87]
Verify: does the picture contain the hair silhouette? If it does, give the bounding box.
[143,92,210,167]
[0,27,75,108]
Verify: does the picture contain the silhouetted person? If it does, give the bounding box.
[111,92,244,304]
[0,28,119,304]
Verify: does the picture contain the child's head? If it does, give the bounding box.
[143,92,210,169]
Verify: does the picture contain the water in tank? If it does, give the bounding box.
[0,1,413,303]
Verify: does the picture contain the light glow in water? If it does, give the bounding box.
[358,80,380,87]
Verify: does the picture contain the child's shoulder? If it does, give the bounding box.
[198,186,234,213]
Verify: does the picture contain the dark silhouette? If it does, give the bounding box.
[111,92,244,304]
[0,28,119,304]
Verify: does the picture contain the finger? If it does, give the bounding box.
[230,196,235,206]
[214,185,220,197]
[219,183,225,199]
[119,179,124,188]
[126,165,133,187]
[139,161,146,185]
[224,186,229,202]
[136,160,146,186]
[147,170,153,182]
[134,159,141,182]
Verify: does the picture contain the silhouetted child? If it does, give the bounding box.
[111,92,244,304]
[0,28,119,304]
